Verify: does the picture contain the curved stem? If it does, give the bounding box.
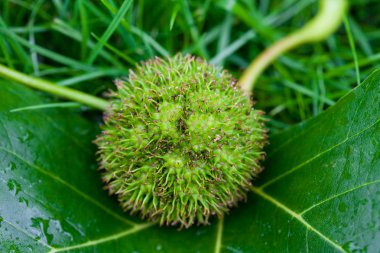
[0,64,109,110]
[239,0,348,97]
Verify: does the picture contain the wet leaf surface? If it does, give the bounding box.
[0,69,379,252]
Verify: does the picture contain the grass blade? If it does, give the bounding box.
[10,102,81,112]
[87,0,133,64]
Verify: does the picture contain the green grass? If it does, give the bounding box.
[0,0,379,133]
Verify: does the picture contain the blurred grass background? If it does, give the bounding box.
[0,0,379,133]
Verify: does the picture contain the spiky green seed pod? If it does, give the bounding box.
[95,54,267,228]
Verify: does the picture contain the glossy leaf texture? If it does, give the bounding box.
[0,68,379,253]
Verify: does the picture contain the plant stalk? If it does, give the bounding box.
[0,64,109,110]
[239,0,348,96]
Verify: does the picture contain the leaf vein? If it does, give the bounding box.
[251,186,346,252]
[50,223,153,252]
[1,217,53,249]
[0,146,136,227]
[214,218,224,253]
[261,117,380,189]
[300,178,380,215]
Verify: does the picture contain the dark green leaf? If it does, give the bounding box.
[1,69,379,252]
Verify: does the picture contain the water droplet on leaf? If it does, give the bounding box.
[18,129,33,143]
[30,217,54,245]
[7,179,21,195]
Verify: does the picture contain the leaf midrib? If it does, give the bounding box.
[251,187,346,252]
[214,219,224,253]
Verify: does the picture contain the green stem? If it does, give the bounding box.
[0,64,109,110]
[239,0,348,96]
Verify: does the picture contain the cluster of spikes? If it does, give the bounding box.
[95,54,267,228]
